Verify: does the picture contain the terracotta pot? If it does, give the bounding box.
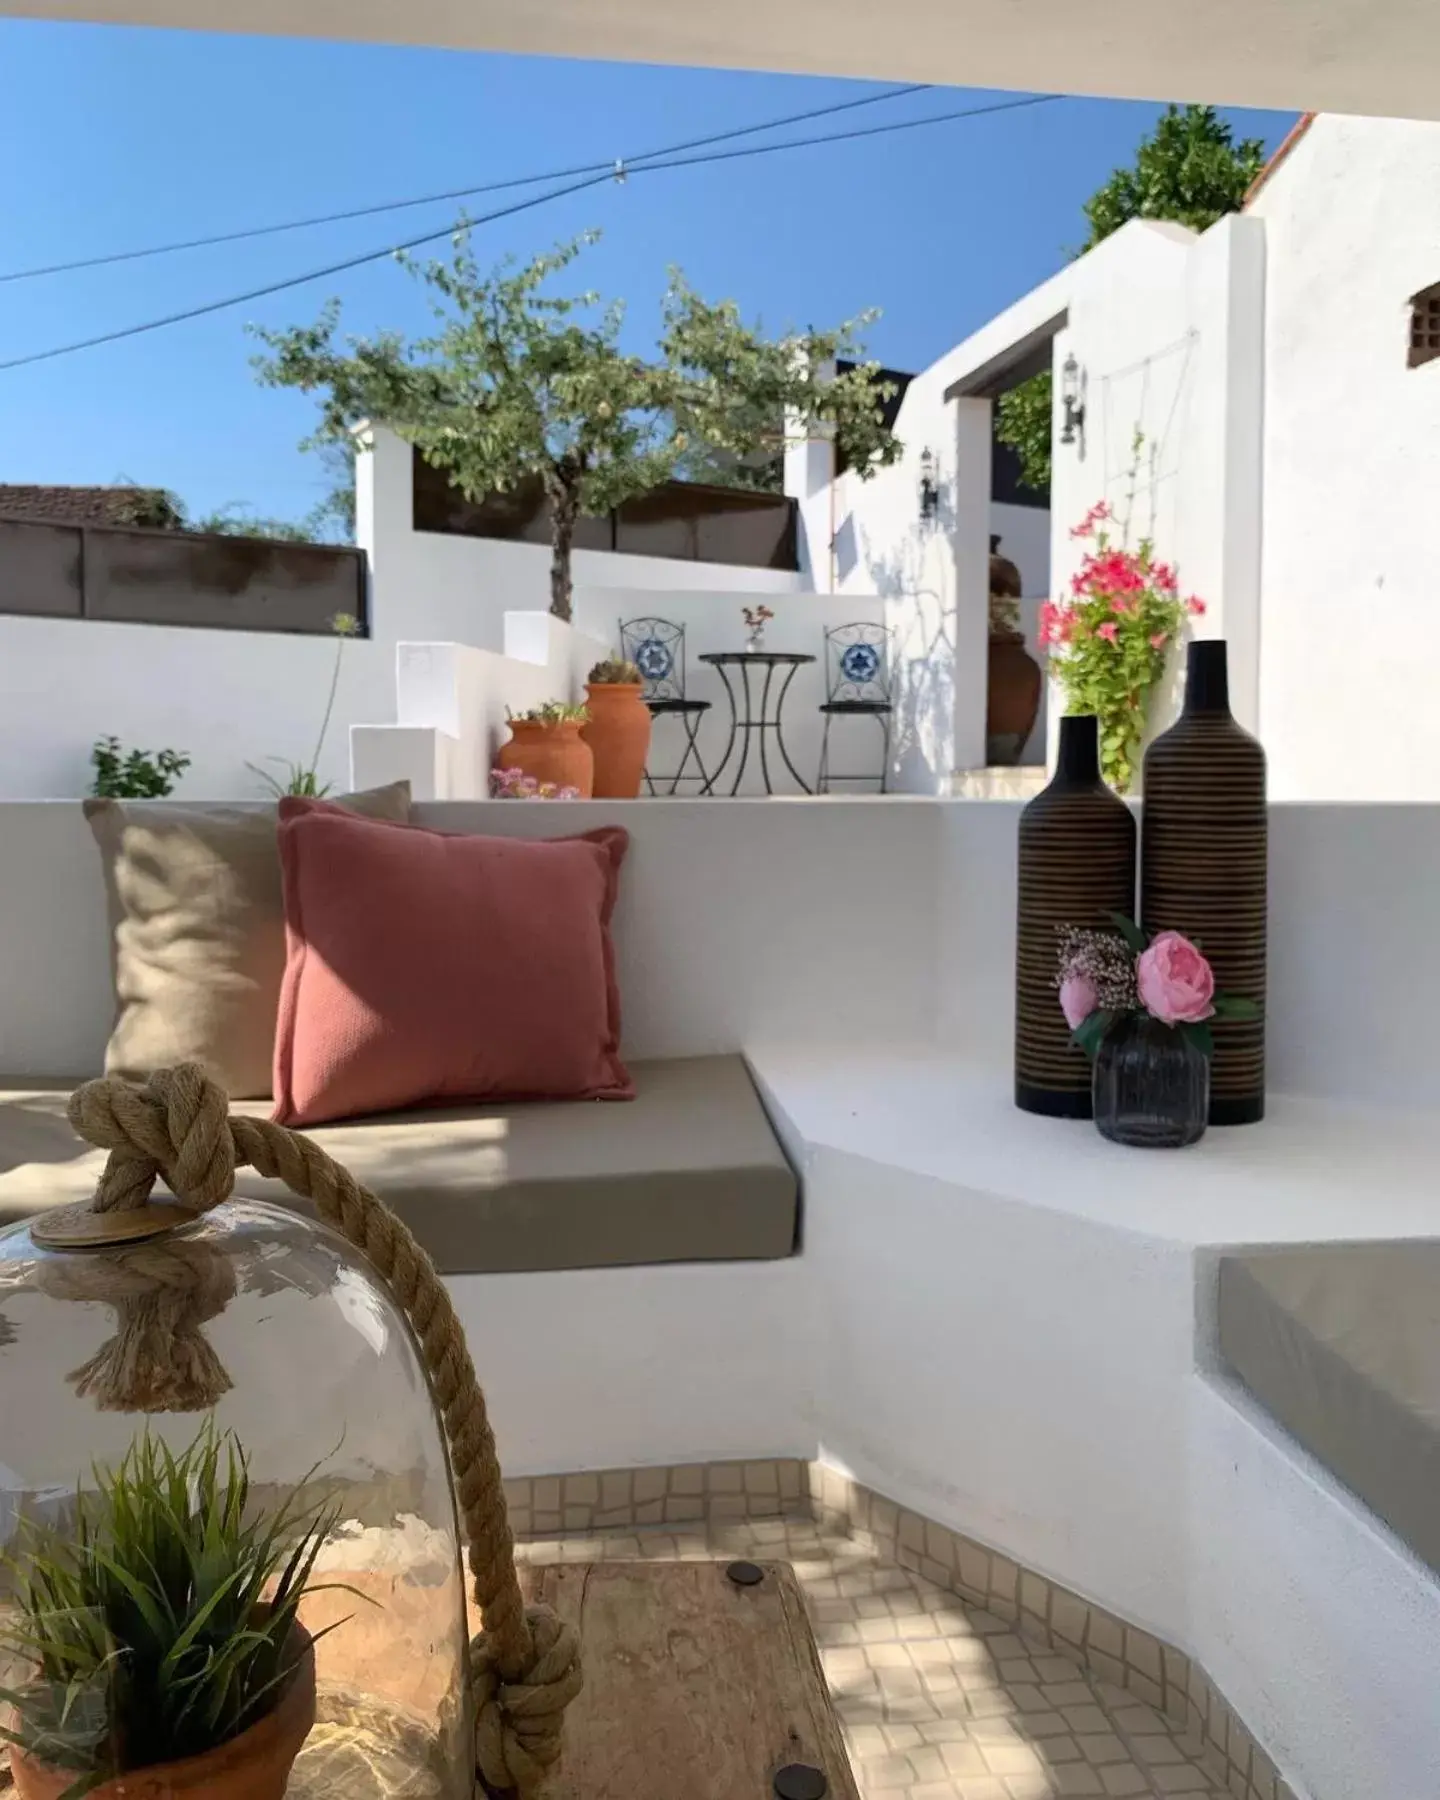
[497,718,594,798]
[10,1624,316,1800]
[580,683,652,799]
[986,632,1043,764]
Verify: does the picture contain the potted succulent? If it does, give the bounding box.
[496,701,594,799]
[580,659,652,799]
[985,536,1042,764]
[0,1423,341,1800]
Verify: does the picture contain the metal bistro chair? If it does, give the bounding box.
[619,616,713,795]
[817,621,894,794]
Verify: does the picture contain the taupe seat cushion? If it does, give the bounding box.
[0,1056,797,1274]
[1218,1243,1440,1577]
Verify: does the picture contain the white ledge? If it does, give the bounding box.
[747,1043,1440,1247]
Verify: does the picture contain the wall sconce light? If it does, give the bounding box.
[1060,353,1086,446]
[918,447,939,523]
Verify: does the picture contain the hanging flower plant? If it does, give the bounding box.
[1039,500,1205,793]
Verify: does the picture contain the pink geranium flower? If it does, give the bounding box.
[1137,931,1216,1025]
[1150,631,1168,650]
[1096,621,1119,642]
[1186,597,1207,617]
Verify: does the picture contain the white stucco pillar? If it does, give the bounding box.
[1179,214,1266,734]
[952,396,994,772]
[354,423,415,643]
[784,432,837,592]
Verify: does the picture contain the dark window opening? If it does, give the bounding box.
[1408,283,1440,368]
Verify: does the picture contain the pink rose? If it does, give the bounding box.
[1059,971,1099,1030]
[1136,931,1215,1025]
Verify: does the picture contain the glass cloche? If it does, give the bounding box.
[0,1200,473,1800]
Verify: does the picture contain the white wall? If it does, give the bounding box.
[0,611,395,801]
[359,424,806,661]
[0,425,808,803]
[1044,216,1267,767]
[805,366,1053,782]
[0,796,941,1082]
[1253,114,1440,801]
[1191,1376,1440,1800]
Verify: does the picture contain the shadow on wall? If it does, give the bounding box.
[864,495,955,795]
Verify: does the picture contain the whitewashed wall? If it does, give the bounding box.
[797,356,1054,783]
[359,424,806,659]
[1042,216,1266,768]
[1251,114,1440,801]
[0,429,808,803]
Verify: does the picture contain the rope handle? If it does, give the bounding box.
[57,1064,580,1796]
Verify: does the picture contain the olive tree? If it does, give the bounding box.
[254,231,900,620]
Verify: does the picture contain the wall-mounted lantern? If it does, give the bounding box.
[1059,354,1086,446]
[918,447,940,523]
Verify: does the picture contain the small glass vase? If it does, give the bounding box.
[1093,1013,1209,1148]
[744,631,766,654]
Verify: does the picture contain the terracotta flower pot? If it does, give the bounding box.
[9,1624,316,1800]
[986,632,1043,764]
[580,683,652,799]
[497,719,594,798]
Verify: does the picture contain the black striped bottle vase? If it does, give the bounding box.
[1015,714,1137,1117]
[1140,640,1267,1125]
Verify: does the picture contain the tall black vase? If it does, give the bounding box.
[1140,641,1267,1125]
[1015,715,1137,1117]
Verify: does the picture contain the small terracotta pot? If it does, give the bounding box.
[9,1624,316,1800]
[497,718,594,798]
[986,632,1043,764]
[580,683,652,799]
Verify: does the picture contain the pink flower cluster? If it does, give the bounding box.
[490,767,581,801]
[1136,931,1215,1025]
[1059,929,1216,1031]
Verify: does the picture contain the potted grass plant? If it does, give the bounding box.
[580,659,651,799]
[0,1423,342,1800]
[496,701,594,798]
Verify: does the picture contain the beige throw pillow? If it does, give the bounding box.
[84,783,411,1098]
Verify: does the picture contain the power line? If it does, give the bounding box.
[0,172,615,372]
[0,90,1063,375]
[642,90,1059,171]
[0,82,933,286]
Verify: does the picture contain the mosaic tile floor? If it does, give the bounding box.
[515,1515,1231,1800]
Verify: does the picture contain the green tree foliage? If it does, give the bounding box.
[253,231,901,620]
[996,106,1267,495]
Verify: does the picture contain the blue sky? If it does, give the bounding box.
[0,23,1292,527]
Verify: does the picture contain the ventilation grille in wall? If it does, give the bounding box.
[1408,283,1440,368]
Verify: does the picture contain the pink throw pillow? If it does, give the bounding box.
[272,800,633,1126]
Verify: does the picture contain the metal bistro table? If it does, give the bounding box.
[699,650,816,796]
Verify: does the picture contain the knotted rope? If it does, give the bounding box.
[53,1063,581,1798]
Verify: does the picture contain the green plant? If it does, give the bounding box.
[248,610,359,799]
[89,737,190,799]
[996,105,1267,494]
[587,658,641,685]
[253,231,901,622]
[1039,484,1204,793]
[0,1422,344,1795]
[507,700,589,727]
